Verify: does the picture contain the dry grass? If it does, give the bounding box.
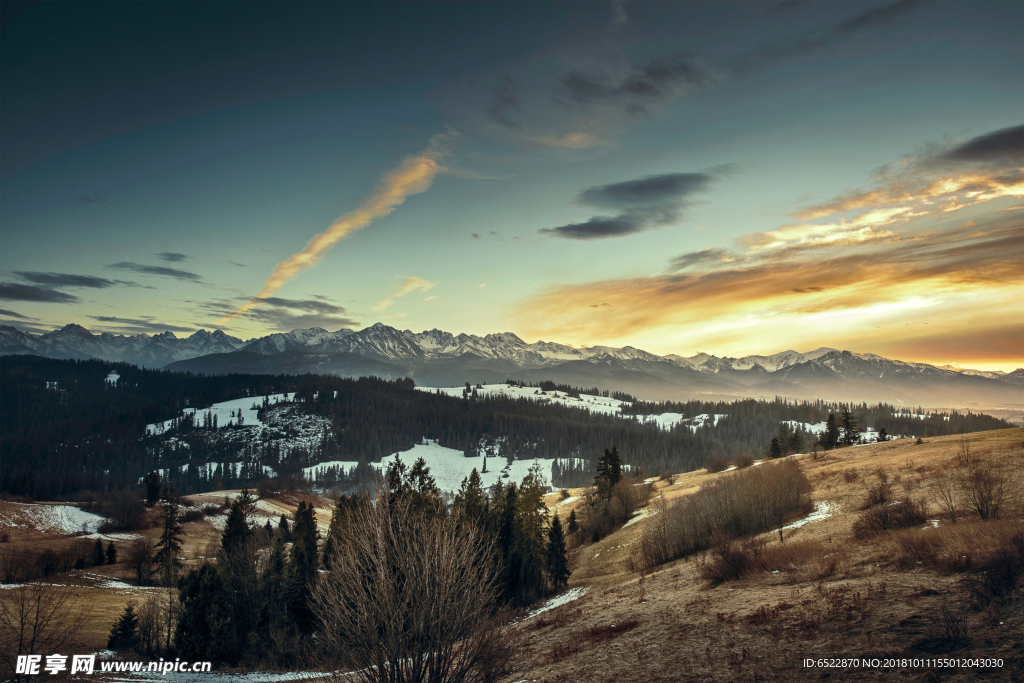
[505,427,1024,682]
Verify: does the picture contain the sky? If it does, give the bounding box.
[1,1,1021,371]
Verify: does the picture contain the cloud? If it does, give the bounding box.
[0,283,80,303]
[197,297,358,333]
[485,74,522,129]
[156,252,189,263]
[228,261,247,267]
[254,297,348,314]
[669,248,738,271]
[527,132,607,149]
[541,172,717,239]
[217,134,451,325]
[579,172,714,207]
[75,195,105,203]
[938,124,1024,164]
[479,279,492,288]
[557,52,711,118]
[107,262,203,281]
[732,0,923,73]
[372,277,437,312]
[13,271,125,288]
[517,222,1024,344]
[0,308,34,319]
[88,316,196,334]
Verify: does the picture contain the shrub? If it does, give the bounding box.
[863,469,893,508]
[954,461,1016,520]
[700,537,752,586]
[638,459,812,569]
[853,500,927,538]
[735,453,755,469]
[704,452,730,473]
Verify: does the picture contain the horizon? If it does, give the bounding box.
[2,2,1021,373]
[4,319,1020,373]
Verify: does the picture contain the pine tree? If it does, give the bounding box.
[145,472,161,506]
[221,490,256,554]
[407,457,443,518]
[769,437,783,459]
[567,509,579,534]
[153,488,183,584]
[92,538,105,567]
[596,446,623,488]
[175,563,233,662]
[321,496,353,571]
[788,429,805,455]
[107,603,140,650]
[876,427,889,442]
[823,414,840,449]
[453,468,487,526]
[840,408,860,446]
[106,541,117,565]
[288,501,319,632]
[277,514,291,542]
[546,515,570,588]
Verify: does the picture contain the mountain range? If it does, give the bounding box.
[2,323,1022,408]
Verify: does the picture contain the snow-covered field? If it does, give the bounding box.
[782,501,836,530]
[304,439,583,494]
[146,394,291,435]
[417,384,628,416]
[0,503,105,535]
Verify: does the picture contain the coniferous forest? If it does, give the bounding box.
[1,355,1010,499]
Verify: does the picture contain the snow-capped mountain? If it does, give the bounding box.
[0,324,244,367]
[3,321,1021,407]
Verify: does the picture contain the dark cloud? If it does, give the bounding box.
[107,262,202,281]
[254,297,348,314]
[14,271,122,288]
[579,173,714,207]
[543,171,718,240]
[558,53,710,117]
[541,207,679,240]
[228,261,247,267]
[156,252,189,262]
[471,233,481,239]
[734,0,922,73]
[939,125,1024,164]
[75,195,105,203]
[669,248,737,271]
[88,316,195,334]
[0,308,35,319]
[0,283,80,303]
[485,74,522,129]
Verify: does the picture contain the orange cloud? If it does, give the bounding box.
[216,137,449,325]
[526,131,607,149]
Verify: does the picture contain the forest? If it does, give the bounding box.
[1,355,1010,499]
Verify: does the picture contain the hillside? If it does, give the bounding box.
[505,428,1024,682]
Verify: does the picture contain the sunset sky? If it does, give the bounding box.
[1,1,1021,371]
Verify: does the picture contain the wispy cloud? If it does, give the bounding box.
[107,262,203,281]
[0,308,35,320]
[217,134,452,325]
[156,252,189,263]
[372,277,437,311]
[88,316,195,334]
[527,132,607,149]
[13,272,126,288]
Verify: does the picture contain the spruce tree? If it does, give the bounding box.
[823,414,840,449]
[769,437,783,459]
[453,468,486,526]
[567,509,579,534]
[278,514,291,542]
[107,603,140,650]
[840,408,860,446]
[321,496,353,571]
[175,563,233,663]
[153,489,183,583]
[546,515,570,588]
[106,541,117,565]
[288,501,319,632]
[92,538,105,567]
[596,446,623,488]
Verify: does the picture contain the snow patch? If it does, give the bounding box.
[525,587,589,619]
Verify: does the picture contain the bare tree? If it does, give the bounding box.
[311,496,516,683]
[0,583,88,682]
[955,461,1015,520]
[125,538,153,586]
[931,471,958,523]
